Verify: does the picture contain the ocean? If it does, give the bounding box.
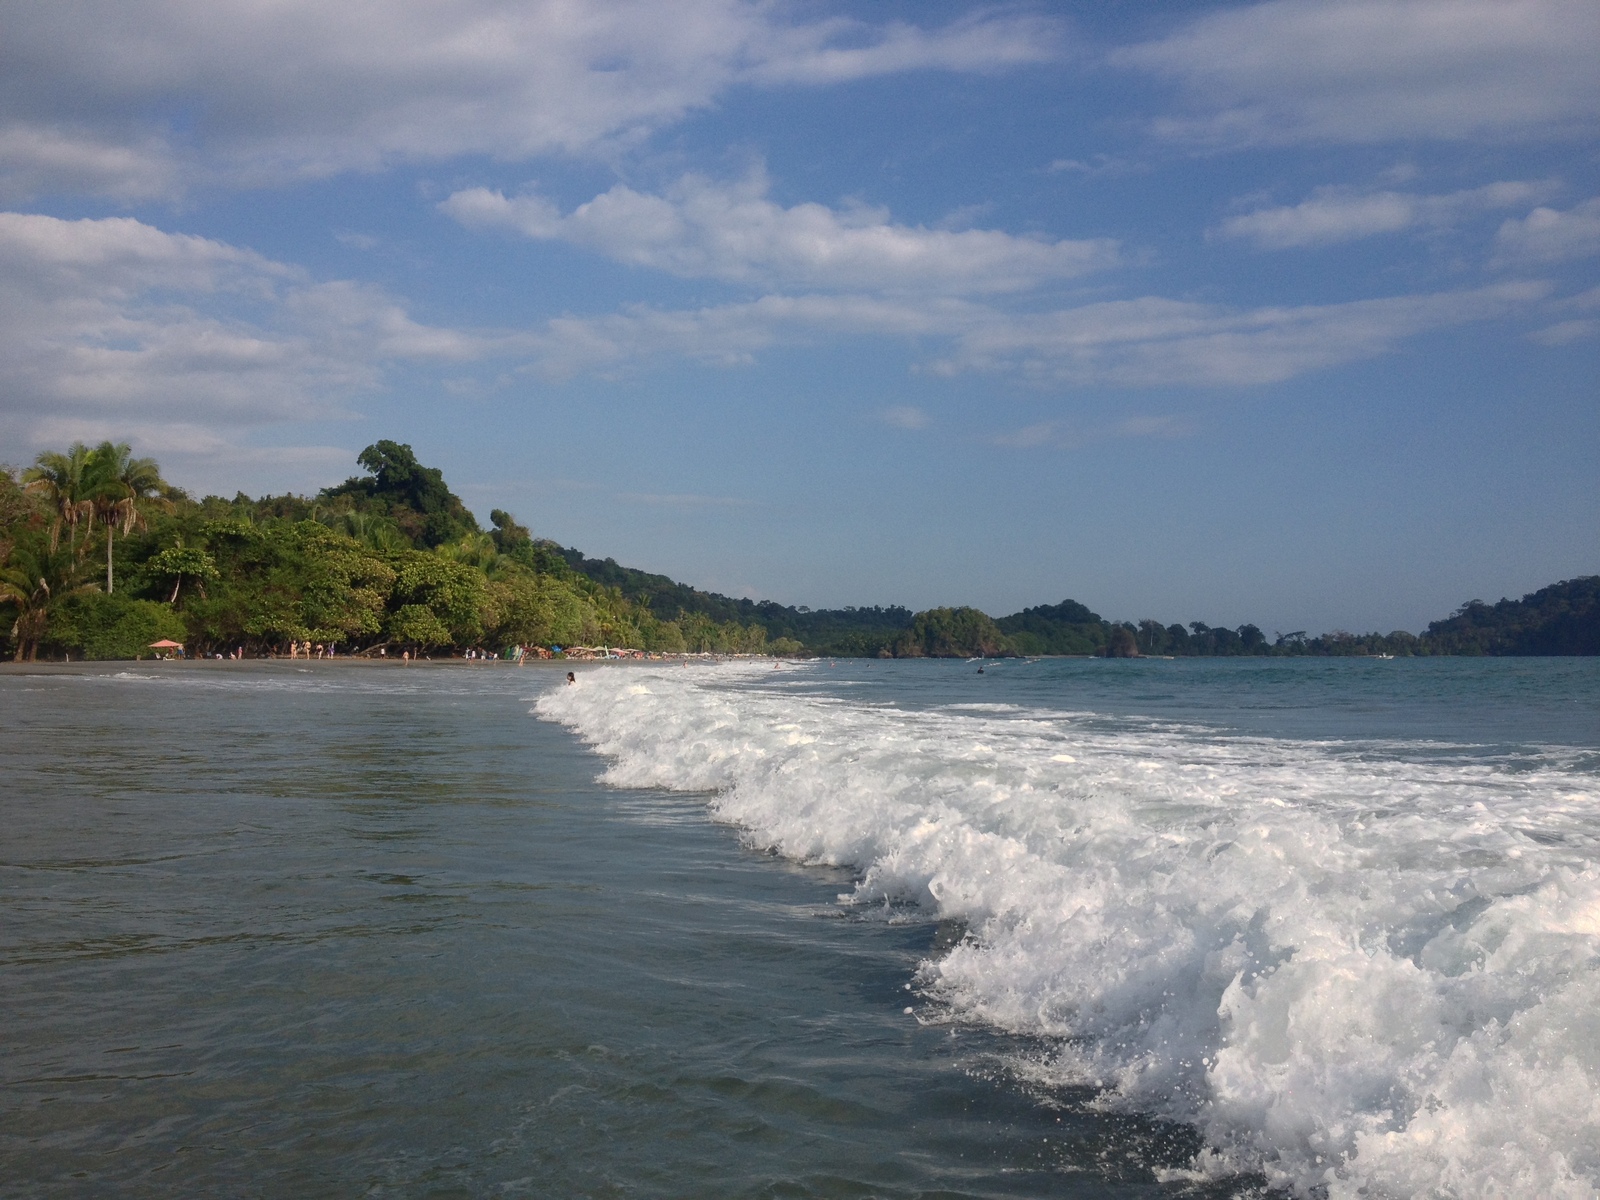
[2,656,1597,1197]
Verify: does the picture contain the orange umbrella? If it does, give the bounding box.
[148,639,184,649]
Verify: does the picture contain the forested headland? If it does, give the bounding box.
[1,440,1595,661]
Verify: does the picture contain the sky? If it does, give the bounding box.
[0,0,1596,634]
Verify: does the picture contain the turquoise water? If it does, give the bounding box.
[3,658,1597,1197]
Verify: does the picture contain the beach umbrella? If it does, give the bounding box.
[148,639,184,649]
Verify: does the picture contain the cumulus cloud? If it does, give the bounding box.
[1215,180,1560,249]
[0,125,180,203]
[0,2,1061,199]
[442,171,1120,294]
[0,212,510,460]
[1491,198,1600,265]
[0,214,1562,486]
[1115,0,1600,147]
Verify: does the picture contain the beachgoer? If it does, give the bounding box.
[566,672,576,685]
[402,650,410,665]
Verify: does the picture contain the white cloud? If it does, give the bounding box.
[0,212,509,461]
[738,11,1061,85]
[442,171,1120,294]
[527,292,967,378]
[0,2,1062,199]
[1115,0,1600,146]
[1215,180,1560,249]
[0,125,180,203]
[524,281,1552,387]
[1529,319,1599,346]
[934,282,1551,385]
[1492,198,1600,265]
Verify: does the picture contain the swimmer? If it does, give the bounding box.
[566,671,576,685]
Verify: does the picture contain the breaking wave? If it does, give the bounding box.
[537,663,1600,1197]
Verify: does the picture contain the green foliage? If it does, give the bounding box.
[489,509,532,554]
[174,520,395,647]
[388,551,485,645]
[547,543,915,654]
[891,607,1011,658]
[0,533,98,660]
[322,440,479,547]
[78,441,171,594]
[997,599,1106,656]
[149,543,219,602]
[6,437,1593,662]
[21,443,93,552]
[1423,577,1599,656]
[48,592,187,660]
[0,465,48,562]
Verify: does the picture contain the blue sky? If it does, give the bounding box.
[0,0,1595,632]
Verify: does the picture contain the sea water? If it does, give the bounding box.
[3,658,1596,1198]
[538,656,1600,1198]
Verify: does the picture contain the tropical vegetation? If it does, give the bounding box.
[0,441,773,661]
[0,439,1594,660]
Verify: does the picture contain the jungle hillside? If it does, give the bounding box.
[1,440,1595,661]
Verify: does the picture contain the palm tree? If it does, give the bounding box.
[22,443,93,553]
[0,537,96,661]
[82,442,169,594]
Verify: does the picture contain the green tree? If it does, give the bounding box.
[149,542,220,604]
[323,440,479,547]
[0,536,97,661]
[181,520,396,652]
[49,592,188,660]
[82,442,169,594]
[892,607,1011,658]
[22,443,94,553]
[489,509,532,554]
[0,465,47,564]
[387,551,486,646]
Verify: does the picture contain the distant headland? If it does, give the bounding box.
[2,440,1594,661]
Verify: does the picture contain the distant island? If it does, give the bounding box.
[2,439,1595,661]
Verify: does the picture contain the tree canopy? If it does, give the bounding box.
[322,440,479,547]
[1,440,1595,660]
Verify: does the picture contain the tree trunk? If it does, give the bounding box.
[105,523,114,594]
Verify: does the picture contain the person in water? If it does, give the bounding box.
[566,672,576,685]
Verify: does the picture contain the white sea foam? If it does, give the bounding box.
[536,664,1600,1198]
